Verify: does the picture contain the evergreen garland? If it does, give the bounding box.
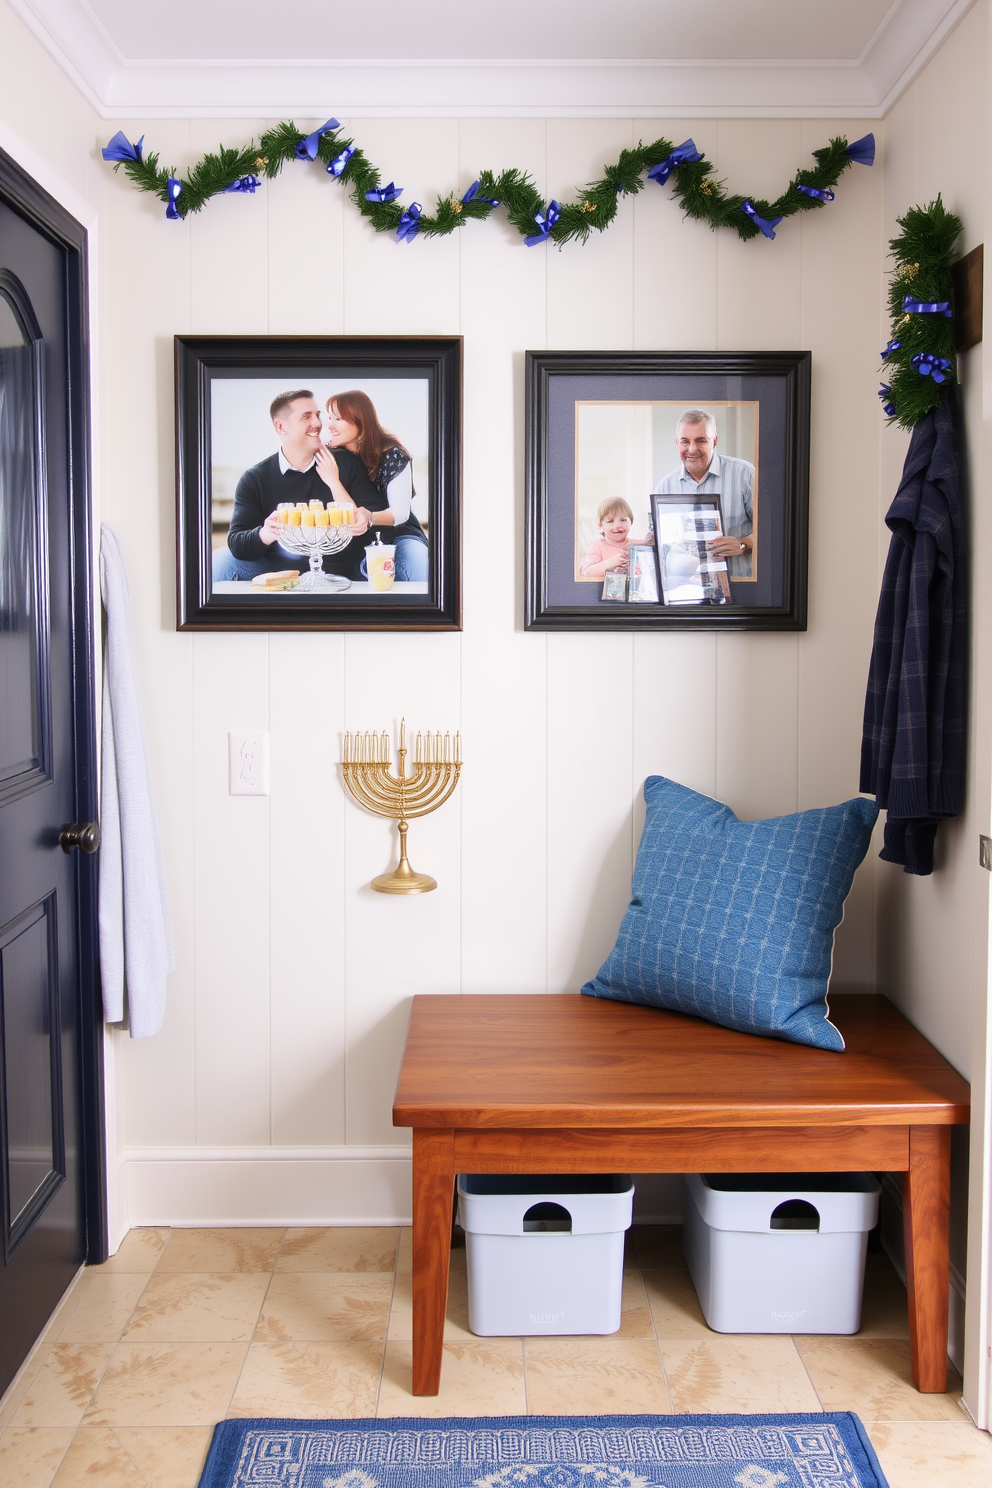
[101,121,874,247]
[879,197,962,429]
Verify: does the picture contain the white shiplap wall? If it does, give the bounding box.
[0,0,894,1228]
[91,112,887,1228]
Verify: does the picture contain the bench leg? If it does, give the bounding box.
[902,1125,951,1393]
[411,1129,455,1396]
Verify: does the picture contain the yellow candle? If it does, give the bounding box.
[288,509,302,526]
[301,511,315,527]
[316,511,329,527]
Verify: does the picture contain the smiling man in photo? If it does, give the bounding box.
[651,408,755,579]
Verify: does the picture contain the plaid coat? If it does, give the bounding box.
[860,389,968,875]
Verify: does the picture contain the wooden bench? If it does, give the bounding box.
[393,992,970,1396]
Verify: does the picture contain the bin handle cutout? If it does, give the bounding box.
[770,1199,820,1231]
[523,1201,572,1233]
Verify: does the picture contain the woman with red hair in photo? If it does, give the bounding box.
[316,389,429,583]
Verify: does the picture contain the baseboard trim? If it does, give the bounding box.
[120,1146,414,1228]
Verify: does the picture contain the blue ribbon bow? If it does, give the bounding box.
[902,295,952,317]
[165,177,183,220]
[525,199,561,247]
[741,201,783,240]
[462,180,500,207]
[880,339,902,361]
[327,145,355,178]
[396,202,423,243]
[796,184,835,202]
[102,131,144,164]
[295,117,340,162]
[878,383,896,417]
[222,176,259,194]
[647,139,703,186]
[845,133,876,167]
[365,182,402,203]
[912,353,952,383]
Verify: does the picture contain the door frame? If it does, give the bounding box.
[0,144,106,1265]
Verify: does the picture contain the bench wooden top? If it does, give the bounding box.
[393,993,970,1130]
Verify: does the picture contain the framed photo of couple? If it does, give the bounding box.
[175,335,461,630]
[524,350,811,631]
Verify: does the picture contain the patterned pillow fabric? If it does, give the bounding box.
[581,776,879,1051]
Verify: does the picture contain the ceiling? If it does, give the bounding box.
[8,0,978,118]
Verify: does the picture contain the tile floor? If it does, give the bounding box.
[0,1225,989,1488]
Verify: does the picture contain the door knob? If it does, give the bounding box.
[59,821,100,854]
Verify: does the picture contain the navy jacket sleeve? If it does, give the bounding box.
[860,388,968,875]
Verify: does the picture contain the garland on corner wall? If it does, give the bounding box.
[879,196,963,429]
[101,119,875,248]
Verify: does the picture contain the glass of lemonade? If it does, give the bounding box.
[367,540,396,591]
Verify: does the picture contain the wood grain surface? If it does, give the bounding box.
[393,993,970,1130]
[451,1124,910,1171]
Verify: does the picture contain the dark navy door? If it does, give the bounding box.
[0,152,103,1397]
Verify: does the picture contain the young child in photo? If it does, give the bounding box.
[581,497,634,578]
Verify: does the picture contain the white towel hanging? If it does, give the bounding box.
[98,523,174,1036]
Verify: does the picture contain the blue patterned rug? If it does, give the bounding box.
[197,1415,889,1488]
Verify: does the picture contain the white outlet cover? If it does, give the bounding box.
[229,731,269,795]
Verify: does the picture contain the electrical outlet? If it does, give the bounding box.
[981,835,992,871]
[229,731,268,795]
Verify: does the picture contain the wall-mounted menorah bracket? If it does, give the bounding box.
[341,720,461,895]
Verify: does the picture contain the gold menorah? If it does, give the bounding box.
[341,720,462,894]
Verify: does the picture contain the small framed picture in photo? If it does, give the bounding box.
[627,542,660,604]
[524,349,810,631]
[651,493,731,607]
[602,570,628,602]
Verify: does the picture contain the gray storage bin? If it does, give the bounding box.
[457,1173,634,1336]
[683,1171,880,1334]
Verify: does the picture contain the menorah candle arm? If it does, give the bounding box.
[342,769,401,819]
[350,766,449,820]
[393,764,445,808]
[399,765,462,818]
[398,784,448,815]
[369,763,405,789]
[355,771,410,813]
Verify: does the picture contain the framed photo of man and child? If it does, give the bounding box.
[175,335,461,630]
[524,350,811,631]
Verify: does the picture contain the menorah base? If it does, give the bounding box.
[372,866,437,895]
[296,570,351,593]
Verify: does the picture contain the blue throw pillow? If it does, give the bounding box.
[582,776,879,1051]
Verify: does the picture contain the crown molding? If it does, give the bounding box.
[7,0,978,119]
[861,0,978,112]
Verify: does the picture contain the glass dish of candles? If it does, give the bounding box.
[273,499,360,592]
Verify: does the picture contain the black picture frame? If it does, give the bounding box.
[627,541,660,604]
[525,350,810,631]
[176,335,461,630]
[651,492,730,607]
